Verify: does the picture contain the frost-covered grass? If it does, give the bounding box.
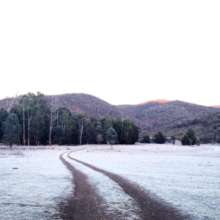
[1,145,219,220]
[71,144,220,220]
[0,149,72,220]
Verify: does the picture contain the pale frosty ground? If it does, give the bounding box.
[1,145,219,220]
[71,144,220,220]
[63,152,141,220]
[0,149,72,220]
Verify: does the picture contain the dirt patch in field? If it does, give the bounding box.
[68,153,192,220]
[59,154,113,220]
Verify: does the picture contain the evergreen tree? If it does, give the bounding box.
[101,117,113,143]
[181,129,197,146]
[213,114,220,143]
[0,109,8,141]
[13,93,50,145]
[83,118,98,144]
[141,135,150,143]
[112,119,123,143]
[3,113,21,146]
[153,132,166,144]
[0,92,142,146]
[53,108,77,145]
[95,121,104,144]
[113,119,139,144]
[29,94,50,145]
[106,127,118,145]
[101,118,113,131]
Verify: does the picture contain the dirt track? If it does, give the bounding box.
[67,152,191,220]
[59,154,112,220]
[59,150,191,220]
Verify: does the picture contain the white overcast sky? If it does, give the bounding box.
[0,1,219,106]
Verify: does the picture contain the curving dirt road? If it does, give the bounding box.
[59,153,112,220]
[60,151,191,220]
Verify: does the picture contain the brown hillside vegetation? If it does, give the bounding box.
[0,93,220,142]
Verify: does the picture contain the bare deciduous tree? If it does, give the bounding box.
[79,116,84,145]
[49,97,56,145]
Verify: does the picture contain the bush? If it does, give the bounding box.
[113,119,139,144]
[3,113,21,146]
[141,135,150,143]
[106,127,118,145]
[181,129,198,146]
[153,132,166,144]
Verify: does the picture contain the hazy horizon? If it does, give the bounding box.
[0,1,219,106]
[0,91,219,107]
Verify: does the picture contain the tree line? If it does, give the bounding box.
[0,93,139,146]
[141,129,199,146]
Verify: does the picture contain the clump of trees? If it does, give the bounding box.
[0,109,8,141]
[141,132,167,144]
[212,113,220,143]
[3,113,21,147]
[181,129,198,146]
[153,132,166,144]
[106,127,118,145]
[0,93,139,146]
[141,135,150,143]
[140,130,200,146]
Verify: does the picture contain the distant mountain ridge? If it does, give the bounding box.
[137,99,171,105]
[0,93,122,118]
[118,100,220,140]
[212,105,220,108]
[46,93,122,118]
[0,93,219,141]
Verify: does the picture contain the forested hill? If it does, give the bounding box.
[0,93,220,142]
[118,100,220,138]
[0,93,138,146]
[46,94,122,118]
[0,93,122,119]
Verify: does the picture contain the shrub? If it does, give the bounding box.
[153,132,166,144]
[141,135,150,143]
[181,129,198,146]
[106,127,118,145]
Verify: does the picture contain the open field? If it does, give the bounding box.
[0,144,219,219]
[0,149,72,220]
[71,144,220,220]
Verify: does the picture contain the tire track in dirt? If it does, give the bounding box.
[63,153,142,220]
[59,153,112,220]
[68,152,191,220]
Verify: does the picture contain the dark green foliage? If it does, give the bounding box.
[3,113,21,146]
[101,118,113,132]
[29,94,50,145]
[52,108,78,145]
[122,120,139,144]
[113,119,139,144]
[212,113,220,143]
[181,129,198,146]
[0,93,139,146]
[141,135,150,143]
[9,93,51,145]
[112,119,123,143]
[153,132,166,144]
[106,127,118,145]
[95,121,104,144]
[0,109,8,141]
[81,118,97,144]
